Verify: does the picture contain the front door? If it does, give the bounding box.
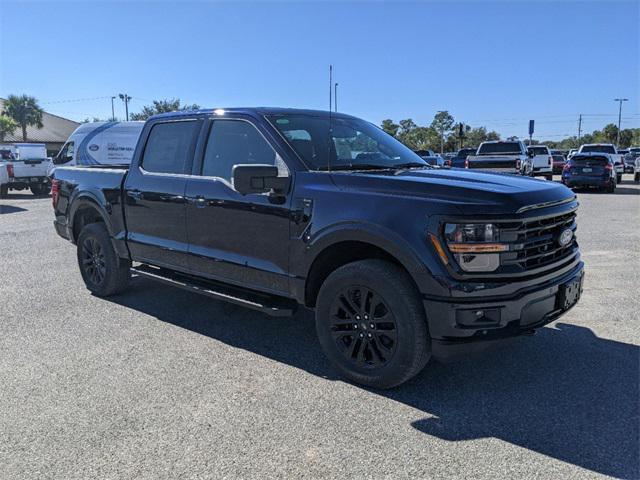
[124,118,201,272]
[185,117,292,295]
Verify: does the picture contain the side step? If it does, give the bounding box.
[131,264,297,317]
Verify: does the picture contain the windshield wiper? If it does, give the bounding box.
[393,162,432,169]
[321,163,397,171]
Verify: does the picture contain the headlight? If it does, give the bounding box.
[443,223,508,272]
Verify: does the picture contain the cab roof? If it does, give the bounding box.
[149,107,359,121]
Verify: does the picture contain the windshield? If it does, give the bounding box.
[267,114,428,171]
[528,146,549,155]
[477,142,522,155]
[581,145,616,154]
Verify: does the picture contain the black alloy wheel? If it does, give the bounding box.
[329,286,398,368]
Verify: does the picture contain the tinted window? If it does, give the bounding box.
[142,121,198,174]
[580,145,616,154]
[528,146,549,155]
[202,120,286,182]
[477,142,522,155]
[572,156,609,166]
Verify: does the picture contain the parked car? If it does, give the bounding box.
[49,121,144,177]
[526,145,554,180]
[562,153,616,192]
[567,148,578,160]
[552,154,566,174]
[578,144,624,183]
[623,148,640,173]
[466,140,533,175]
[52,107,584,389]
[0,143,51,195]
[0,161,10,198]
[451,147,477,168]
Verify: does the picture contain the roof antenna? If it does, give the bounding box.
[328,64,332,172]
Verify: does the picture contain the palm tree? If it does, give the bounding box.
[0,115,18,142]
[3,94,44,141]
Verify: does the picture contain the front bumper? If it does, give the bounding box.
[425,261,584,359]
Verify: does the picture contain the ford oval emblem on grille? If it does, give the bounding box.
[559,228,573,247]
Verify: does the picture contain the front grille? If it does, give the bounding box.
[496,210,578,274]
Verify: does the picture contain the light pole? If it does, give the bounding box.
[614,98,628,147]
[119,93,132,121]
[334,83,338,112]
[111,96,116,121]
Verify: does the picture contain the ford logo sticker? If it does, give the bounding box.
[88,144,99,151]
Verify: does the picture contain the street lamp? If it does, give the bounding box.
[119,93,132,121]
[111,96,116,121]
[614,98,628,147]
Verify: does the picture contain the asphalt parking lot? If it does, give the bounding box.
[1,176,638,479]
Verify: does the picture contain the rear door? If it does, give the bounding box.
[123,117,202,272]
[184,116,292,295]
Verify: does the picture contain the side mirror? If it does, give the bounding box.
[232,164,289,196]
[527,150,535,158]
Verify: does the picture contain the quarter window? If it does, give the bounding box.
[201,120,287,183]
[142,121,198,174]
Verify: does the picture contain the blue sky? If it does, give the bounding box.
[1,1,638,139]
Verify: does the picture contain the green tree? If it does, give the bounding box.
[130,98,200,121]
[601,124,618,144]
[3,94,44,141]
[0,115,18,142]
[380,119,400,137]
[431,111,455,153]
[463,126,500,148]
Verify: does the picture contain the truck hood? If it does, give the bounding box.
[331,167,575,216]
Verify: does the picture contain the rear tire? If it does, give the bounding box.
[30,184,47,196]
[315,259,431,389]
[545,174,553,181]
[617,174,622,184]
[0,184,7,199]
[77,223,131,296]
[635,173,639,184]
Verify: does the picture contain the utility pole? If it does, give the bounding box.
[614,98,628,147]
[334,83,338,112]
[110,96,116,121]
[329,66,332,114]
[119,93,131,121]
[577,114,582,144]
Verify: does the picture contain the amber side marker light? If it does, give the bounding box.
[448,243,509,253]
[429,234,449,265]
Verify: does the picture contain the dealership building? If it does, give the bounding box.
[0,98,79,157]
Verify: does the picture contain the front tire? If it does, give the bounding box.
[617,174,622,184]
[315,259,431,389]
[77,223,131,296]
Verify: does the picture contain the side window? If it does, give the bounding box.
[142,120,198,174]
[54,142,74,165]
[201,120,287,183]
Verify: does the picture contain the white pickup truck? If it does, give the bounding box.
[578,144,624,183]
[465,140,532,175]
[526,145,554,180]
[0,143,52,196]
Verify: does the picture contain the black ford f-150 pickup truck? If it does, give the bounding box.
[52,108,584,388]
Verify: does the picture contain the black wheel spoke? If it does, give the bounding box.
[330,285,397,370]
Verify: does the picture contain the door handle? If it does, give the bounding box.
[187,195,207,208]
[128,190,143,200]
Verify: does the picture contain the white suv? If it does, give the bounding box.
[526,145,553,180]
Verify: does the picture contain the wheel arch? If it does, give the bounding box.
[302,225,432,308]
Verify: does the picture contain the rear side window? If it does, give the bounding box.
[580,145,616,154]
[201,120,287,182]
[528,146,549,155]
[478,142,522,155]
[142,121,198,174]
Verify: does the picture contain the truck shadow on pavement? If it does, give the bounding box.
[111,279,639,479]
[0,204,27,214]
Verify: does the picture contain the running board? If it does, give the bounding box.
[131,264,297,317]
